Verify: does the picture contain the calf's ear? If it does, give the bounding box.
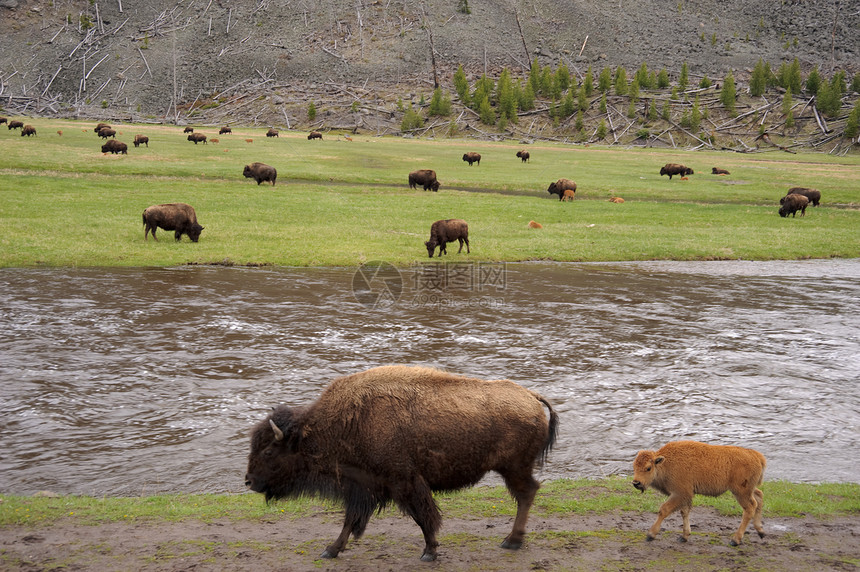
[654,456,665,465]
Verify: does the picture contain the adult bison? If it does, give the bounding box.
[101,139,128,154]
[243,162,277,186]
[219,126,232,134]
[93,122,110,133]
[633,441,766,546]
[187,133,207,144]
[0,117,7,125]
[786,187,821,207]
[21,125,36,137]
[142,203,204,242]
[462,151,481,166]
[660,163,694,179]
[408,169,440,192]
[307,131,323,140]
[183,126,194,133]
[547,178,576,201]
[425,218,470,258]
[133,135,149,148]
[8,120,24,130]
[245,365,558,562]
[266,128,279,138]
[779,193,809,217]
[712,167,730,175]
[516,150,530,162]
[98,127,117,139]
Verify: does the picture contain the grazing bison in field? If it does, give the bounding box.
[462,151,481,166]
[219,126,232,134]
[101,139,128,154]
[547,178,577,201]
[187,133,207,144]
[8,120,24,130]
[712,167,730,175]
[633,441,766,546]
[243,162,277,186]
[408,169,440,192]
[0,117,7,125]
[786,187,821,207]
[307,131,322,140]
[183,126,194,133]
[660,163,694,179]
[133,135,149,147]
[425,218,470,258]
[98,127,117,139]
[516,150,530,162]
[21,125,36,137]
[779,193,809,217]
[246,365,558,562]
[142,203,204,242]
[93,123,110,133]
[266,128,279,138]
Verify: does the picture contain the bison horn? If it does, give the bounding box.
[269,419,284,442]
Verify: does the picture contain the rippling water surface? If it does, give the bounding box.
[1,260,858,495]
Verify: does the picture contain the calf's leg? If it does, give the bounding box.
[647,493,688,541]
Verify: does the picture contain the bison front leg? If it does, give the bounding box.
[396,477,442,561]
[647,493,687,541]
[321,494,374,559]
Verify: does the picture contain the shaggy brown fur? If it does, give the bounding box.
[308,131,323,140]
[101,139,128,154]
[243,162,277,186]
[561,189,575,202]
[632,441,766,546]
[21,125,36,137]
[425,218,470,257]
[8,120,24,130]
[547,178,576,201]
[462,152,481,166]
[712,167,730,175]
[245,365,558,562]
[0,117,7,125]
[133,135,149,147]
[266,128,279,138]
[786,187,821,207]
[516,150,530,162]
[408,169,440,192]
[187,133,207,144]
[98,127,117,139]
[219,126,232,134]
[779,193,809,217]
[93,123,110,133]
[142,203,204,242]
[183,127,194,133]
[660,163,694,179]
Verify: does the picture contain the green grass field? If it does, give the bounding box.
[1,118,858,267]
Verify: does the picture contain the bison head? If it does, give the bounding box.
[547,183,558,195]
[187,224,204,242]
[245,405,306,501]
[425,239,438,258]
[430,180,440,192]
[631,450,664,493]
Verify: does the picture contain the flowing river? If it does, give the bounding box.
[1,260,858,496]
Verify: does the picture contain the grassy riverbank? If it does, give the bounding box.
[1,119,858,267]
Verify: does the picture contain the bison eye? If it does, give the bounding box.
[646,466,651,472]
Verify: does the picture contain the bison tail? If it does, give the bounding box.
[538,396,559,467]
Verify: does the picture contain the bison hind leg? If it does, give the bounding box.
[498,468,540,550]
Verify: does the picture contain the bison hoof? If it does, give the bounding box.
[320,549,338,559]
[646,535,655,542]
[729,539,741,547]
[501,539,522,550]
[678,536,688,543]
[758,532,766,539]
[420,552,437,562]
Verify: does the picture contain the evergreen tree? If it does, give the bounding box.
[648,99,658,121]
[540,66,554,96]
[720,71,736,114]
[529,59,542,95]
[561,89,576,117]
[699,75,712,89]
[307,102,317,121]
[596,119,607,140]
[584,66,594,96]
[598,67,612,92]
[471,74,494,111]
[629,77,640,102]
[496,68,517,122]
[478,95,495,125]
[844,100,860,139]
[453,64,470,106]
[804,65,821,95]
[690,96,702,131]
[788,58,802,94]
[575,109,584,132]
[428,88,452,117]
[679,62,689,90]
[599,93,607,113]
[556,62,571,92]
[578,85,588,112]
[401,105,424,130]
[657,68,670,89]
[852,73,860,94]
[518,81,535,111]
[750,58,768,97]
[614,66,628,95]
[782,87,793,116]
[662,100,671,121]
[635,63,649,89]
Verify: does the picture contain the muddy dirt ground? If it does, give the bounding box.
[3,508,858,571]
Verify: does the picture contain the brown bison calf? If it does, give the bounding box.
[425,218,470,258]
[561,189,575,202]
[266,128,279,138]
[8,120,24,130]
[188,133,207,144]
[787,187,821,207]
[101,139,128,154]
[712,167,730,175]
[779,193,809,217]
[462,152,481,166]
[547,178,576,201]
[632,440,766,546]
[516,150,530,162]
[307,131,323,140]
[133,134,149,147]
[21,125,36,137]
[243,162,277,186]
[408,169,440,192]
[660,163,694,179]
[219,126,232,134]
[142,203,204,242]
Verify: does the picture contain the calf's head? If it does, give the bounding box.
[631,450,664,492]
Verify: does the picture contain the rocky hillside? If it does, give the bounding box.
[0,0,858,148]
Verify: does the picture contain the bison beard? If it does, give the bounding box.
[245,365,558,562]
